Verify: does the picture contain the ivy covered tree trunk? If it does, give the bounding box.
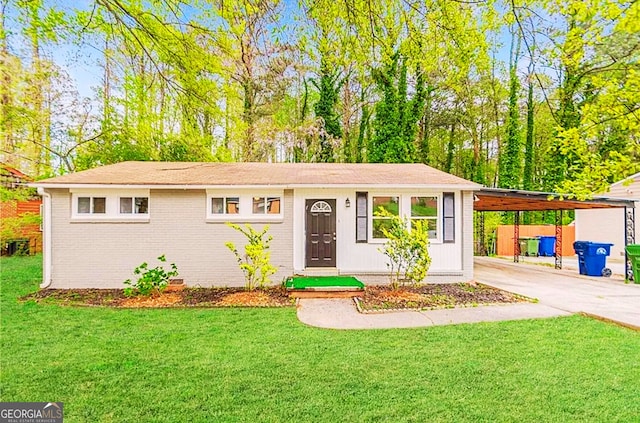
[369,54,400,163]
[312,57,343,162]
[498,33,522,189]
[523,80,535,190]
[369,54,424,163]
[522,79,535,224]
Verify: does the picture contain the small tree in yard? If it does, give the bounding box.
[123,255,179,297]
[377,209,432,289]
[225,223,277,291]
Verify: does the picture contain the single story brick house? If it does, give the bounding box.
[31,161,481,289]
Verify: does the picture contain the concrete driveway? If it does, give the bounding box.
[475,257,640,329]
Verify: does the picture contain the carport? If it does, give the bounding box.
[474,188,636,280]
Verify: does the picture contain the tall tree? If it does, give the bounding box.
[369,54,425,163]
[0,0,16,166]
[522,75,535,191]
[498,29,522,189]
[312,56,343,162]
[527,0,640,195]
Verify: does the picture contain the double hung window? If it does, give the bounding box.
[410,196,438,238]
[371,196,400,239]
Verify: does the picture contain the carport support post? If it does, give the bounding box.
[555,210,563,270]
[513,211,520,263]
[625,207,636,281]
[479,211,486,255]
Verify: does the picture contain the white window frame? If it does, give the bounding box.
[252,196,282,215]
[370,194,401,242]
[206,190,284,222]
[211,196,241,215]
[409,195,439,241]
[71,189,150,222]
[118,196,150,216]
[367,193,443,244]
[77,196,107,215]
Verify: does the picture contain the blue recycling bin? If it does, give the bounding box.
[573,241,613,277]
[538,236,556,257]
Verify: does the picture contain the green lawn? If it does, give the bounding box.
[2,255,640,422]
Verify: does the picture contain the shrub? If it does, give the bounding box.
[123,255,179,297]
[225,223,277,291]
[0,213,41,243]
[376,209,432,289]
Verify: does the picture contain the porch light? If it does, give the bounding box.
[345,198,351,208]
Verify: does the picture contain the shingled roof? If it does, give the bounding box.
[33,161,480,189]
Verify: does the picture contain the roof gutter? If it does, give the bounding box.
[37,187,52,289]
[29,183,482,190]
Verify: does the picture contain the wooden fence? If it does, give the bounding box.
[496,225,576,256]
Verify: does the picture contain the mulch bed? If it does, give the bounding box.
[20,282,528,311]
[20,287,294,308]
[356,282,531,312]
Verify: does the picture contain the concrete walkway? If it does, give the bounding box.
[296,299,570,330]
[475,257,640,329]
[296,257,640,330]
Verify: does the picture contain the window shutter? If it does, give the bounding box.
[356,192,368,243]
[443,193,455,243]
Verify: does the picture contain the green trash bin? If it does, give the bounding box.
[518,237,540,257]
[626,244,640,284]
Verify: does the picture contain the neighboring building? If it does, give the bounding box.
[0,165,31,189]
[575,172,640,259]
[31,161,480,289]
[0,165,42,256]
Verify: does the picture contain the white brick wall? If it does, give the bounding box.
[461,191,474,280]
[49,188,293,288]
[47,187,475,288]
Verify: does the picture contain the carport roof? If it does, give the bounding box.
[474,188,635,212]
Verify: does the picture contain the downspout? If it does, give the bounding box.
[37,187,52,288]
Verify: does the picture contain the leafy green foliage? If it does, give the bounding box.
[123,255,178,297]
[312,57,343,162]
[2,0,639,204]
[0,213,41,243]
[225,223,277,291]
[498,33,522,189]
[376,208,432,289]
[0,187,37,202]
[369,53,425,163]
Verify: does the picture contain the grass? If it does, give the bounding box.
[285,275,365,289]
[2,255,640,422]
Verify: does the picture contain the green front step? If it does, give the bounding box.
[285,276,365,290]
